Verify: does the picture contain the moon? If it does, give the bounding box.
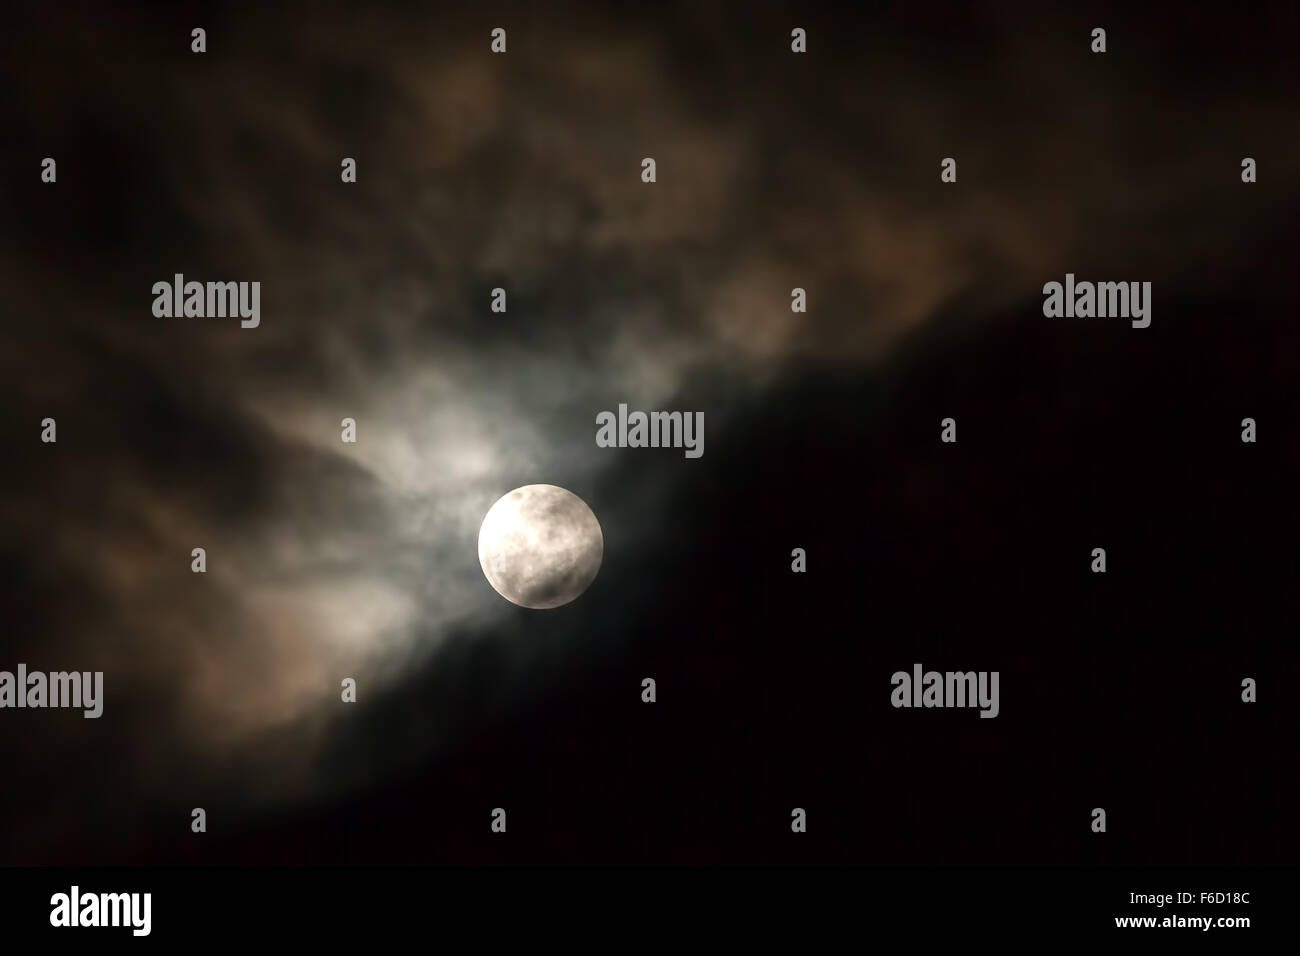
[477,484,603,609]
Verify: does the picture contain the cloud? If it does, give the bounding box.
[2,2,1296,854]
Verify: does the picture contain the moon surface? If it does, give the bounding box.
[477,484,603,609]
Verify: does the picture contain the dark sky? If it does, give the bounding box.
[1,0,1297,866]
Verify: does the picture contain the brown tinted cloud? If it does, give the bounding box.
[2,2,1296,856]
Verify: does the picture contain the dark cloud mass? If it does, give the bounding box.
[0,1,1297,864]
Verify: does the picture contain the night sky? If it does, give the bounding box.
[2,1,1297,867]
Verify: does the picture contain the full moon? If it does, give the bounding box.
[477,484,603,609]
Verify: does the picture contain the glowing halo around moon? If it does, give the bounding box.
[477,484,603,609]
